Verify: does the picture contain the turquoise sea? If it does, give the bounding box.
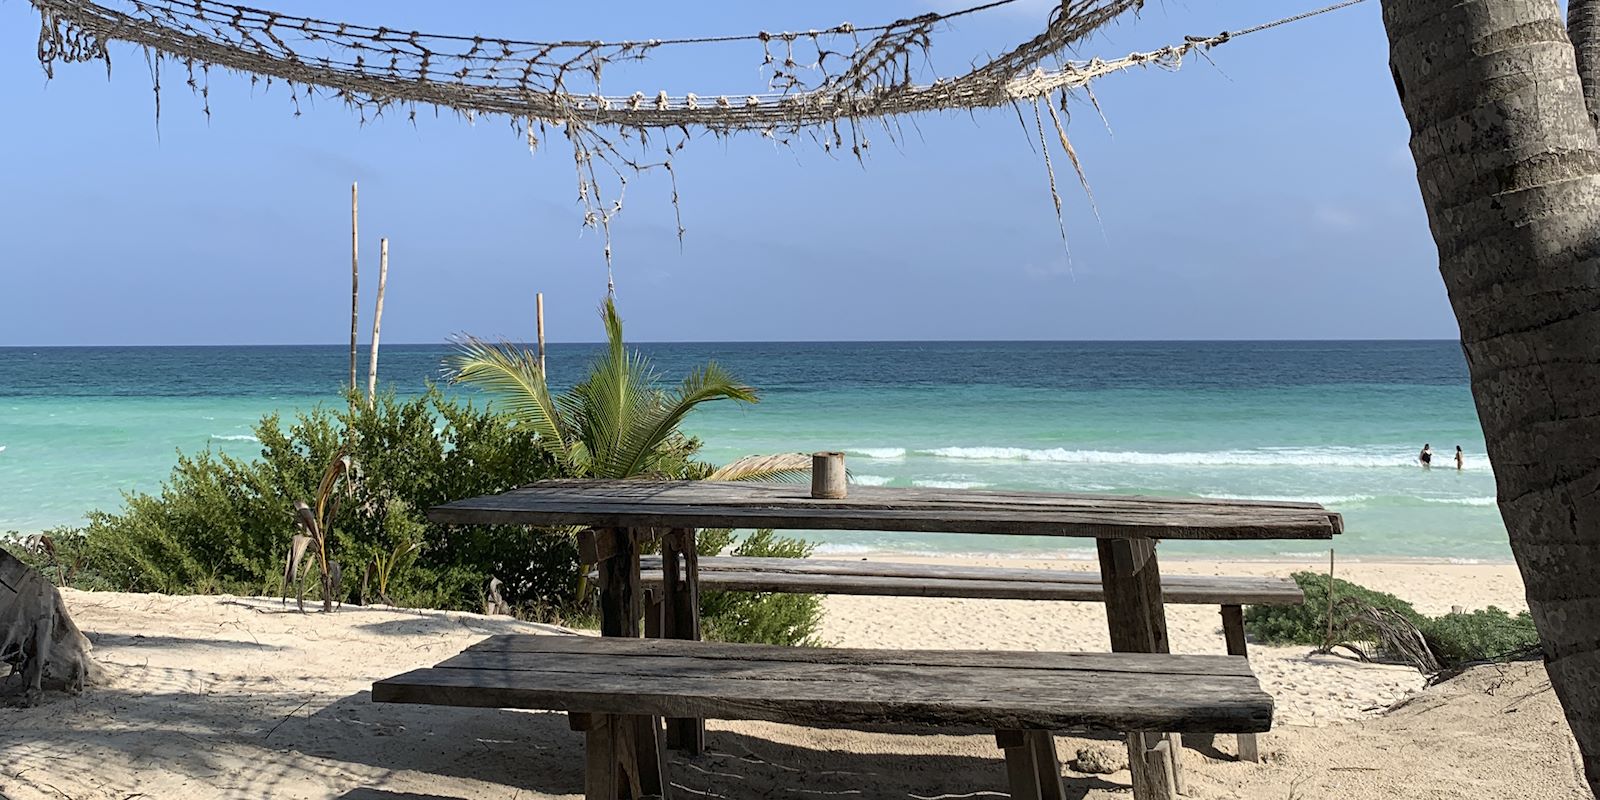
[0,341,1504,561]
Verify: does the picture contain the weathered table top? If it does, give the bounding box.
[428,479,1342,540]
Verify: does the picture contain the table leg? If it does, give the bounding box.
[1097,538,1180,800]
[593,527,642,638]
[660,527,705,754]
[588,528,670,798]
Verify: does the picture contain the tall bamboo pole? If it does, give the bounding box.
[536,292,546,375]
[367,238,389,408]
[349,182,360,397]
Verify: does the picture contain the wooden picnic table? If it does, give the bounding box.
[427,479,1341,797]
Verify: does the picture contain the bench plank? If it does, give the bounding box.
[454,634,1257,676]
[637,556,1304,605]
[372,635,1272,734]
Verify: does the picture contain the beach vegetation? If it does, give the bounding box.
[696,529,824,646]
[449,297,807,483]
[22,391,572,612]
[1420,606,1541,667]
[1245,571,1540,671]
[282,449,357,612]
[21,319,823,642]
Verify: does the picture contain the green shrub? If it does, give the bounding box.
[1245,571,1425,646]
[696,529,824,646]
[35,389,582,617]
[1420,606,1540,665]
[1245,571,1540,670]
[27,387,828,645]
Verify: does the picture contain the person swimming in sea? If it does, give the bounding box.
[1455,445,1464,470]
[1419,443,1433,468]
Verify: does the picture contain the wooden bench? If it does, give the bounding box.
[637,554,1301,762]
[372,634,1274,800]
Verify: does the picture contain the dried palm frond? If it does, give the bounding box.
[707,453,812,483]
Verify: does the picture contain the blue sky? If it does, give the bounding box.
[0,0,1448,344]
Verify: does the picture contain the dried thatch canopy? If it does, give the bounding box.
[32,0,1152,131]
[24,0,1361,274]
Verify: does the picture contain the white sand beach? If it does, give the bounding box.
[1,559,1588,800]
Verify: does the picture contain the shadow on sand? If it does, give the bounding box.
[7,667,1167,798]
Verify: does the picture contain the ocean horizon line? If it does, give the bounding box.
[0,337,1465,349]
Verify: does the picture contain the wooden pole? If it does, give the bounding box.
[1324,548,1336,648]
[536,291,546,375]
[349,182,360,397]
[367,238,389,408]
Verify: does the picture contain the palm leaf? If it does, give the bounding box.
[448,336,574,468]
[707,453,812,483]
[281,532,314,607]
[613,361,758,478]
[569,329,658,478]
[314,452,355,529]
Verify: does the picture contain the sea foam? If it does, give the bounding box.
[1199,493,1375,506]
[848,447,907,460]
[850,475,894,487]
[1420,496,1498,507]
[912,479,991,490]
[209,434,260,443]
[919,446,1448,469]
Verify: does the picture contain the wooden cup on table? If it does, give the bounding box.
[811,452,847,499]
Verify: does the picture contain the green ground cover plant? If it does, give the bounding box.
[1245,570,1539,671]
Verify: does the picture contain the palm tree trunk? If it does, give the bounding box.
[1383,1,1600,791]
[1573,0,1600,127]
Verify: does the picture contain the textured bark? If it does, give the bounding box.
[1573,0,1600,127]
[1384,1,1600,792]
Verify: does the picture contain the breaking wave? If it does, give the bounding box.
[1420,496,1498,507]
[918,446,1447,469]
[848,447,907,460]
[912,479,991,490]
[1198,493,1376,506]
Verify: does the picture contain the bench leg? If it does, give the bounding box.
[583,713,621,799]
[1134,733,1179,800]
[661,528,705,755]
[633,714,670,798]
[996,730,1044,800]
[1027,731,1066,800]
[579,713,671,799]
[1219,604,1260,763]
[1097,539,1183,799]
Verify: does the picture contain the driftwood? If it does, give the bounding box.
[0,546,98,706]
[484,576,511,616]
